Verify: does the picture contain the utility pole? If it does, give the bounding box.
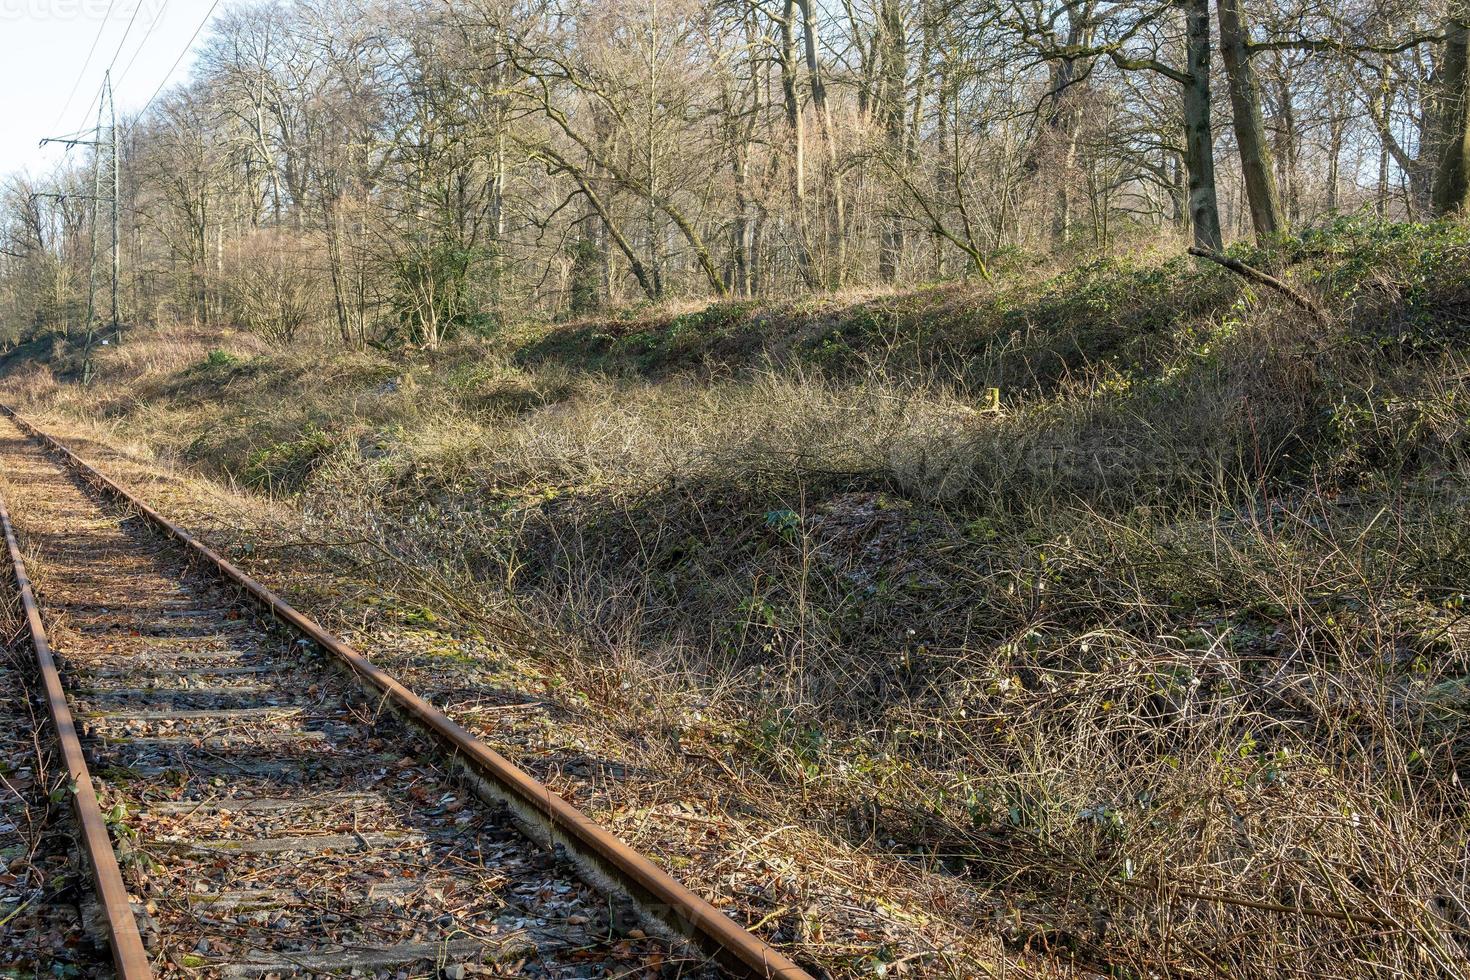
[107,71,120,342]
[38,72,122,375]
[85,90,104,343]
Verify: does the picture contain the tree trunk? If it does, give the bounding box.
[778,0,815,286]
[876,0,907,282]
[1367,73,1433,215]
[1377,90,1391,215]
[1326,113,1344,213]
[731,149,751,295]
[1182,0,1224,251]
[555,160,659,302]
[797,0,846,287]
[1273,74,1301,224]
[933,62,953,277]
[1169,150,1187,230]
[1216,0,1281,239]
[1043,20,1092,247]
[1435,4,1470,216]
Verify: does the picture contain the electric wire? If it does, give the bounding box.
[115,0,173,92]
[137,0,224,119]
[103,0,147,79]
[50,0,119,133]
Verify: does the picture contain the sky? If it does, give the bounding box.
[0,0,223,181]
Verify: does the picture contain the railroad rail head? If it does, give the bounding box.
[0,479,154,977]
[0,403,816,980]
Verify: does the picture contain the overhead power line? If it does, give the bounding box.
[115,0,173,91]
[138,0,224,119]
[104,0,147,78]
[51,0,121,135]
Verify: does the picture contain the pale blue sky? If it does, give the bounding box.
[0,0,223,181]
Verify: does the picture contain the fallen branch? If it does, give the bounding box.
[1188,246,1328,324]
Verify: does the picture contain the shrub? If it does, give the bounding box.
[216,230,328,348]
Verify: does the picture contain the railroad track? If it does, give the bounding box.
[0,407,812,980]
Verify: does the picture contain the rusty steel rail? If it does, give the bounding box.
[0,480,154,976]
[0,405,814,980]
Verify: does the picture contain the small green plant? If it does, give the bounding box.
[764,508,801,537]
[242,425,335,491]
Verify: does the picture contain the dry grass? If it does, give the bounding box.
[7,218,1470,977]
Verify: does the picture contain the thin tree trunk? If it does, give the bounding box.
[1377,91,1391,215]
[876,0,907,282]
[1043,20,1091,247]
[1273,74,1302,224]
[731,146,751,295]
[933,59,953,277]
[778,0,815,286]
[1326,114,1343,213]
[561,165,659,302]
[1216,0,1281,239]
[798,0,846,286]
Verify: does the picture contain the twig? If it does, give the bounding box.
[707,824,796,872]
[746,904,792,932]
[1188,246,1329,324]
[1120,877,1405,931]
[0,896,33,927]
[683,749,740,783]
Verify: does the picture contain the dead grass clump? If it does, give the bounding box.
[4,363,59,406]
